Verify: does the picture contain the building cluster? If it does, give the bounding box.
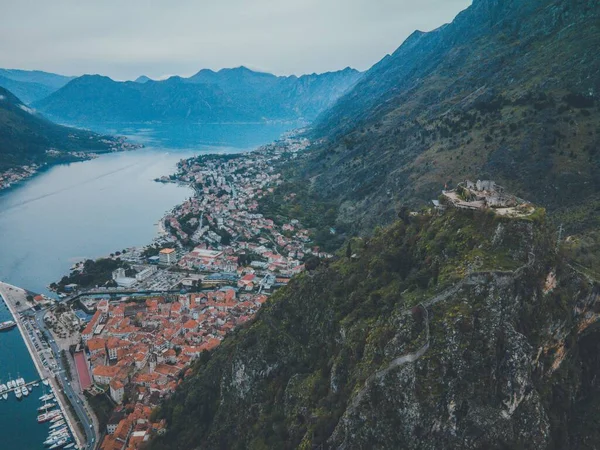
[0,164,40,190]
[80,289,266,449]
[159,136,333,279]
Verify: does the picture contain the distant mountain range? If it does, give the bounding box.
[0,69,74,104]
[0,86,124,170]
[29,66,362,125]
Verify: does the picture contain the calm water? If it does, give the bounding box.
[0,122,292,449]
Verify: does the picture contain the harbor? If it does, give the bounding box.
[0,282,80,449]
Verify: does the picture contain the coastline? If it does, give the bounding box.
[0,281,85,449]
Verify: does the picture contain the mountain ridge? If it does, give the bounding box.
[33,67,363,125]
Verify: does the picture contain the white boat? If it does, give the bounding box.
[28,384,33,392]
[21,385,29,397]
[42,379,49,386]
[48,425,68,435]
[40,393,55,401]
[39,402,56,411]
[49,420,65,429]
[15,387,22,399]
[47,429,69,440]
[0,383,7,400]
[7,379,15,389]
[38,410,61,423]
[16,377,25,386]
[50,414,64,423]
[63,444,75,449]
[47,436,70,448]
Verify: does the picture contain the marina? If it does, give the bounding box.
[0,287,78,449]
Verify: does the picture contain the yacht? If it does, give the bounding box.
[15,386,22,399]
[40,393,55,402]
[45,434,69,447]
[7,378,15,389]
[21,385,29,397]
[50,414,64,423]
[39,402,56,411]
[0,382,7,400]
[16,377,25,386]
[47,429,69,440]
[37,410,61,423]
[0,320,17,331]
[49,420,65,429]
[42,379,50,386]
[63,444,75,449]
[48,426,68,435]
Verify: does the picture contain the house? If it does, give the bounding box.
[110,379,125,403]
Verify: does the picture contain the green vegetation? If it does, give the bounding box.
[84,390,115,430]
[0,86,122,170]
[150,208,591,449]
[52,258,130,293]
[258,179,347,252]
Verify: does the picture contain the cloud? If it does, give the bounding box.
[0,0,472,80]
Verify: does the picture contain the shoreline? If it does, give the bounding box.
[0,281,84,449]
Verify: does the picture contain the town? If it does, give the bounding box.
[39,133,335,449]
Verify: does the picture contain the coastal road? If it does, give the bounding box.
[31,309,98,449]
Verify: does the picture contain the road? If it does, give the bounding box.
[30,308,98,449]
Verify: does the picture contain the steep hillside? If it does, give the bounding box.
[0,68,74,104]
[298,0,599,236]
[0,86,124,169]
[151,208,600,449]
[34,67,362,125]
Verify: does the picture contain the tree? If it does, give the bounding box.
[305,257,321,271]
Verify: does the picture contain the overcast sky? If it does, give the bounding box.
[0,0,471,81]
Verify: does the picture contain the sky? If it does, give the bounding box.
[0,0,472,81]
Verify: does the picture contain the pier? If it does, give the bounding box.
[2,378,45,395]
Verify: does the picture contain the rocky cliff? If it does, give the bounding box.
[151,208,600,449]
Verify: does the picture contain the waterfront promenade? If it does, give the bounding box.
[0,281,86,449]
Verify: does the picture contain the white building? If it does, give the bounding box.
[159,248,177,265]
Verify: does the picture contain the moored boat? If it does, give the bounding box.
[49,420,65,429]
[21,385,29,396]
[50,413,64,423]
[38,410,61,423]
[39,402,56,411]
[0,320,17,331]
[47,436,70,448]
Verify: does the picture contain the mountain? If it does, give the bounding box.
[0,86,124,170]
[295,0,600,237]
[33,67,363,125]
[145,1,600,449]
[0,69,74,104]
[134,75,152,83]
[151,208,600,449]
